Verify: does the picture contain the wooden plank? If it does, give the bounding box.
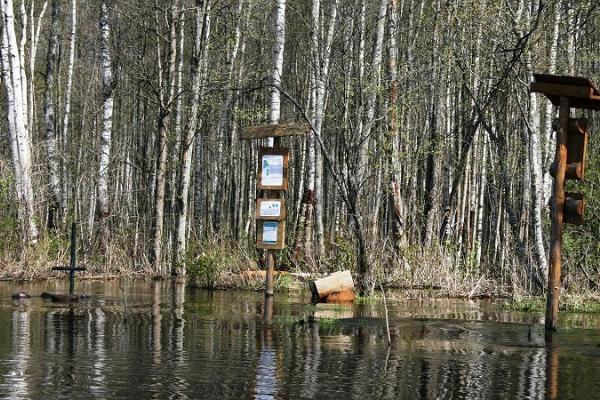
[531,82,600,110]
[564,192,584,225]
[257,147,289,191]
[566,120,589,181]
[256,198,286,221]
[256,220,286,250]
[530,82,593,100]
[533,73,600,95]
[241,123,310,140]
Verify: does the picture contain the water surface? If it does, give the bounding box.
[0,280,599,399]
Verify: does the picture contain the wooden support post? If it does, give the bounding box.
[265,251,275,296]
[546,96,569,331]
[264,137,283,296]
[69,222,77,295]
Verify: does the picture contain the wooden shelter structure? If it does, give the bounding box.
[530,74,600,331]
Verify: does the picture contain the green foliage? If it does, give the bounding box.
[186,242,237,289]
[0,176,20,255]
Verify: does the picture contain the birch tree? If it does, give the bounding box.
[43,0,62,229]
[174,0,210,276]
[150,0,180,273]
[0,0,38,244]
[268,0,286,131]
[98,0,114,238]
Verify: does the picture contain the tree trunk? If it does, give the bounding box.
[174,0,209,276]
[43,0,63,229]
[61,0,77,220]
[151,0,180,274]
[98,0,114,244]
[0,0,38,244]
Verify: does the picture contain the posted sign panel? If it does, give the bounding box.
[256,220,286,250]
[256,199,286,221]
[257,147,289,191]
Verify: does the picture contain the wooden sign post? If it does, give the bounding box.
[530,74,600,331]
[241,123,309,295]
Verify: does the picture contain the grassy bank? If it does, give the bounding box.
[503,296,600,313]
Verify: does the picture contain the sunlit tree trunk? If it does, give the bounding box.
[61,0,76,219]
[98,1,114,239]
[151,0,180,273]
[268,0,286,131]
[0,0,38,244]
[28,0,48,138]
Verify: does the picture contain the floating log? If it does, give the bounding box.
[309,270,354,299]
[325,290,356,303]
[41,292,80,302]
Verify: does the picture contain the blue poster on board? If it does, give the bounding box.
[262,222,279,244]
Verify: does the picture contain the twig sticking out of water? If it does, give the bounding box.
[379,283,391,345]
[119,279,129,323]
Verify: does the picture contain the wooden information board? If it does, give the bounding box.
[256,220,286,250]
[257,147,289,191]
[256,198,286,221]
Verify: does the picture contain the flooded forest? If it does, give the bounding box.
[1,0,600,297]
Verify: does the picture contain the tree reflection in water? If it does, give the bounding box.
[0,284,596,399]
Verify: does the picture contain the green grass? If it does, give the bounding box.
[503,298,545,312]
[504,297,600,313]
[354,294,380,305]
[317,317,341,327]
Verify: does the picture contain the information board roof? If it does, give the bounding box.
[530,74,600,110]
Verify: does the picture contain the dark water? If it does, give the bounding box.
[0,281,599,399]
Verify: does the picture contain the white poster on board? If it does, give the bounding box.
[261,155,284,186]
[260,200,281,217]
[262,222,279,244]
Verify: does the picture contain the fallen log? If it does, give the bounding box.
[309,270,354,300]
[325,290,356,303]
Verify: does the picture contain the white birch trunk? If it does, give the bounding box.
[1,21,24,217]
[193,5,211,232]
[28,0,48,137]
[60,0,76,212]
[98,1,114,224]
[168,8,186,225]
[543,2,560,203]
[528,90,548,280]
[151,0,180,273]
[268,0,286,133]
[1,0,38,243]
[313,0,337,257]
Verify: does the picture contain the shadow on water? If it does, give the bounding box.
[0,281,599,399]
